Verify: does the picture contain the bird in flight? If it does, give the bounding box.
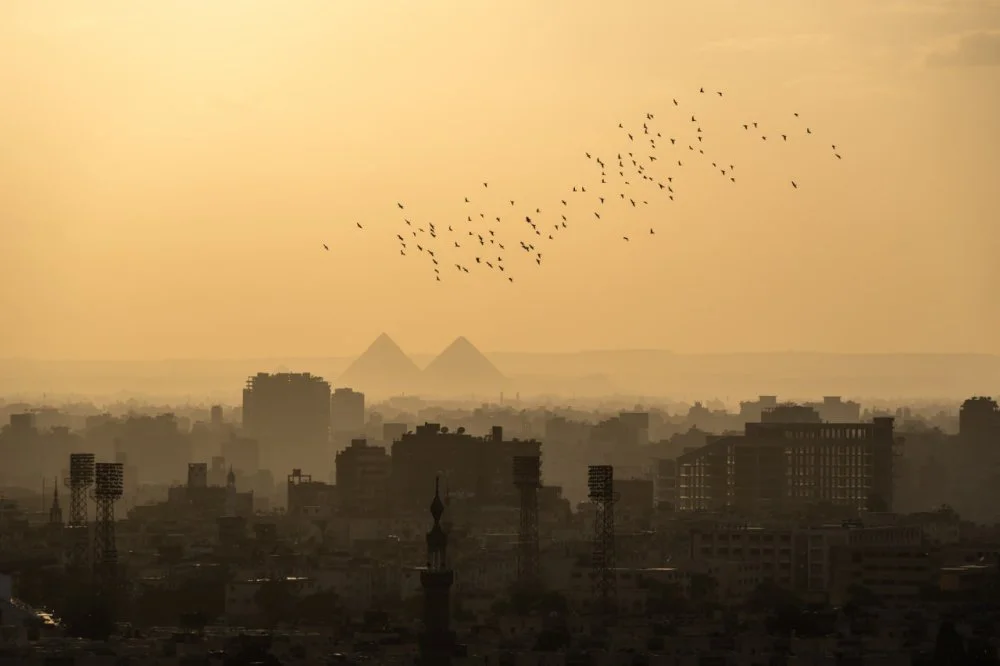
[322,244,329,251]
[353,89,842,284]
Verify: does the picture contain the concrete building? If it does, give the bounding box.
[690,522,924,601]
[242,372,332,477]
[391,424,540,511]
[675,417,900,514]
[221,433,260,475]
[335,439,391,516]
[286,468,335,519]
[615,478,655,531]
[331,387,366,448]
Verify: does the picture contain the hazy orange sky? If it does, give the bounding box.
[2,0,998,359]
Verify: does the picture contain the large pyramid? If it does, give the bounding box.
[422,336,506,395]
[337,333,422,394]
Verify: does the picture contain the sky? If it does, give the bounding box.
[1,0,998,359]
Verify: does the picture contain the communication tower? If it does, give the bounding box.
[588,464,617,619]
[65,453,95,571]
[512,455,542,589]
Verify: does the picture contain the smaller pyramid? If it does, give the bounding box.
[422,337,505,394]
[338,333,422,393]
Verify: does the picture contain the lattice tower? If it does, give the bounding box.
[66,453,95,571]
[92,462,124,588]
[588,464,618,619]
[512,455,541,588]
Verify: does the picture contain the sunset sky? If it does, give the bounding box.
[2,0,998,359]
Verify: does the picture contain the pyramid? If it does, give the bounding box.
[422,336,506,394]
[337,333,422,393]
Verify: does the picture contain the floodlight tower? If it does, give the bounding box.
[92,462,124,587]
[65,453,95,571]
[512,455,541,589]
[588,464,617,620]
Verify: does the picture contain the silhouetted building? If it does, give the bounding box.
[615,478,655,530]
[187,463,208,489]
[242,372,332,476]
[675,417,900,514]
[618,412,651,445]
[391,424,540,511]
[805,396,862,423]
[221,433,260,475]
[335,439,391,515]
[101,414,191,486]
[739,395,779,423]
[959,396,1000,443]
[762,404,822,424]
[286,468,335,518]
[155,461,254,520]
[8,412,35,431]
[383,422,407,445]
[331,387,366,447]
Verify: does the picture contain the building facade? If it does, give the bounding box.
[675,417,900,515]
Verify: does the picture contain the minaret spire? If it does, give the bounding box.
[426,476,447,570]
[420,476,459,665]
[49,476,63,525]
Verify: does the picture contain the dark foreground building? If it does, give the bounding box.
[392,424,541,511]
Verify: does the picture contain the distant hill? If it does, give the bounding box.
[422,336,506,395]
[336,333,422,394]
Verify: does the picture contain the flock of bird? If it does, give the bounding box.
[324,87,843,283]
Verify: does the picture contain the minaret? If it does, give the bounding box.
[419,477,457,666]
[48,477,62,525]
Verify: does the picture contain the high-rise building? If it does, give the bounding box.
[242,373,332,476]
[331,387,366,447]
[335,439,391,515]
